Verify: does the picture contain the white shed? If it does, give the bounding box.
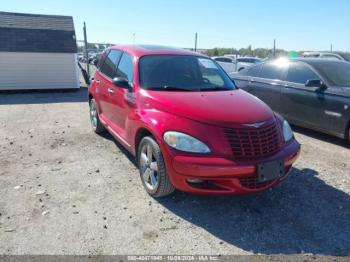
[0,12,79,90]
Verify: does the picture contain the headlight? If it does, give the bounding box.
[283,120,293,142]
[163,131,211,153]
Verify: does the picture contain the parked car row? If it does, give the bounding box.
[230,58,350,140]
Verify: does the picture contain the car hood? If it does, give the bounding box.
[139,89,274,128]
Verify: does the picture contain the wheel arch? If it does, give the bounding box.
[134,127,156,161]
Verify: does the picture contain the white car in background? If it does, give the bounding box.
[212,56,236,73]
[235,57,262,71]
[212,56,261,74]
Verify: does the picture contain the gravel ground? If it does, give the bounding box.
[0,88,349,256]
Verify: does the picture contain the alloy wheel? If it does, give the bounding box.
[140,143,159,191]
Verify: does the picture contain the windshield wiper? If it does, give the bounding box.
[199,87,232,91]
[148,86,192,91]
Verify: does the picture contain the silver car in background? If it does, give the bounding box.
[213,56,261,74]
[302,51,350,62]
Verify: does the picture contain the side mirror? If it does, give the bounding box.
[112,77,130,89]
[93,58,99,66]
[305,79,326,90]
[305,79,325,88]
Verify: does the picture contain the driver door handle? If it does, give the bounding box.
[107,88,114,94]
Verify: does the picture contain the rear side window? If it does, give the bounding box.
[215,57,233,63]
[259,63,283,80]
[116,53,134,83]
[100,49,122,78]
[286,62,320,84]
[238,58,260,63]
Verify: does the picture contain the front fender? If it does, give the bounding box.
[126,108,230,158]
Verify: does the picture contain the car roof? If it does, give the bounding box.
[108,44,207,58]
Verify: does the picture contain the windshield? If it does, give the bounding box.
[314,62,350,87]
[139,55,236,91]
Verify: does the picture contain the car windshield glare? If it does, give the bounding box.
[139,55,236,91]
[314,62,350,87]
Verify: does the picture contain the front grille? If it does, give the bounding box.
[224,122,282,159]
[239,176,274,189]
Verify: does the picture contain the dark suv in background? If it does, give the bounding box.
[230,58,350,140]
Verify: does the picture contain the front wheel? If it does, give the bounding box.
[137,136,175,198]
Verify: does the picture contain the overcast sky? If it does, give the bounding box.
[2,0,349,51]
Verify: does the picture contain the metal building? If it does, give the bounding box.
[0,11,79,90]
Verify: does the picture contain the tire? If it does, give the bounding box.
[137,136,175,197]
[89,98,106,134]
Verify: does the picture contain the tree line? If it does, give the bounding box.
[204,45,295,58]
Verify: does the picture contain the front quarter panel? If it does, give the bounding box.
[126,107,232,158]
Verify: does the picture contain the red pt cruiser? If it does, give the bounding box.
[88,45,300,197]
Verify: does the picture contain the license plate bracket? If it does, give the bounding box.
[257,160,285,183]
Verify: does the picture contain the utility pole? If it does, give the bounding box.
[273,39,276,58]
[331,44,333,52]
[194,32,198,52]
[83,22,90,79]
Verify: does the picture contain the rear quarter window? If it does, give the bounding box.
[99,49,123,78]
[116,53,134,83]
[97,50,109,69]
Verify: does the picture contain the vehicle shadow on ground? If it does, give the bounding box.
[292,125,349,148]
[99,132,137,166]
[157,168,350,256]
[100,132,350,255]
[0,87,88,105]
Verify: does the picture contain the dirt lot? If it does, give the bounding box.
[0,88,349,256]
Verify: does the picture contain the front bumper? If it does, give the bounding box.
[163,139,301,195]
